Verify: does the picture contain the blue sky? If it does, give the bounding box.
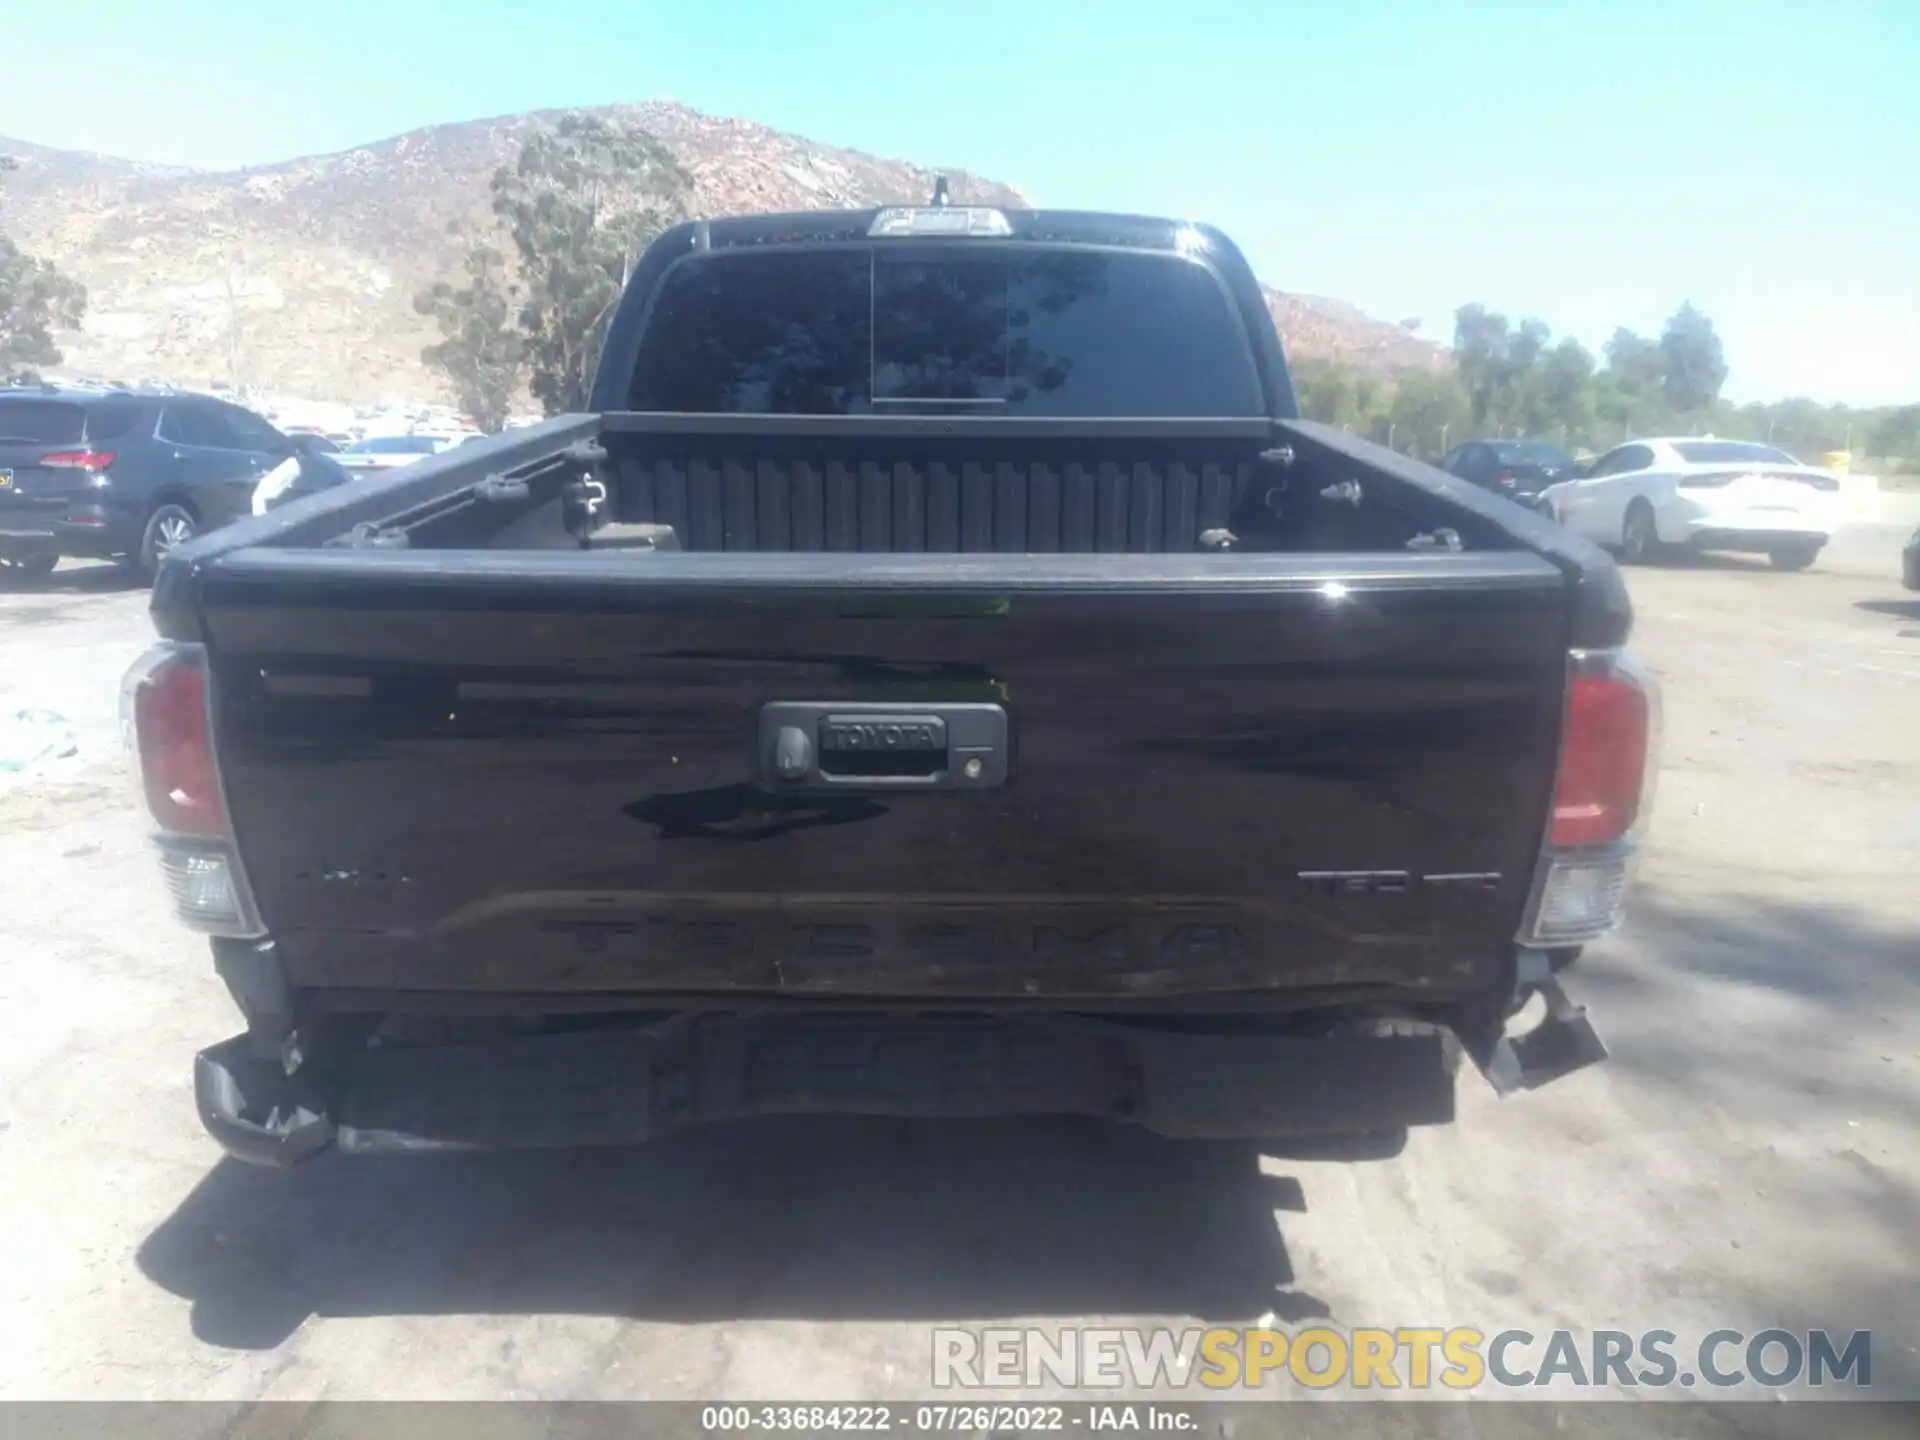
[3,0,1914,404]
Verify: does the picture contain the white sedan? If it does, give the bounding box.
[335,432,482,472]
[1540,437,1844,570]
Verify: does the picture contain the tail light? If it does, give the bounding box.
[1785,471,1840,493]
[1552,668,1652,845]
[1494,469,1517,487]
[1680,468,1840,494]
[121,642,264,938]
[41,449,117,470]
[1521,649,1660,946]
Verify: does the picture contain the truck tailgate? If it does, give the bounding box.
[197,549,1570,1002]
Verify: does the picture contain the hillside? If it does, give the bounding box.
[1,103,1444,406]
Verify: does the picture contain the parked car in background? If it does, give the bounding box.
[0,386,293,580]
[1438,439,1578,514]
[250,443,359,516]
[1538,437,1843,570]
[335,432,478,472]
[1903,525,1919,590]
[281,430,342,454]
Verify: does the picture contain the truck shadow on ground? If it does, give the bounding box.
[136,1118,1327,1351]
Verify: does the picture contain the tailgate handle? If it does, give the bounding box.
[758,702,1008,791]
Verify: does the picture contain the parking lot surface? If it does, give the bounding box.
[1,510,1915,1409]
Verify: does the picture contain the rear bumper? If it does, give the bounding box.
[0,529,59,563]
[1653,499,1836,549]
[0,506,139,559]
[193,989,1611,1167]
[193,1013,1464,1166]
[1679,525,1830,552]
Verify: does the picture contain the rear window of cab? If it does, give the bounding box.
[628,247,1264,417]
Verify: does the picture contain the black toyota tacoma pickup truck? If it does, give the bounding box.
[123,201,1657,1166]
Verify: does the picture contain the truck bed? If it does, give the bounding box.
[154,412,1613,1016]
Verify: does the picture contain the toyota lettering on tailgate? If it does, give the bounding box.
[821,716,947,753]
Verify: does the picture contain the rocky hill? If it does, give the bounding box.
[2,103,1444,406]
[1265,291,1446,376]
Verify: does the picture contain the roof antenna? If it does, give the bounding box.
[930,175,952,207]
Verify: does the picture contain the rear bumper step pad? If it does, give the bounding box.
[1471,977,1610,1095]
[194,1014,1457,1167]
